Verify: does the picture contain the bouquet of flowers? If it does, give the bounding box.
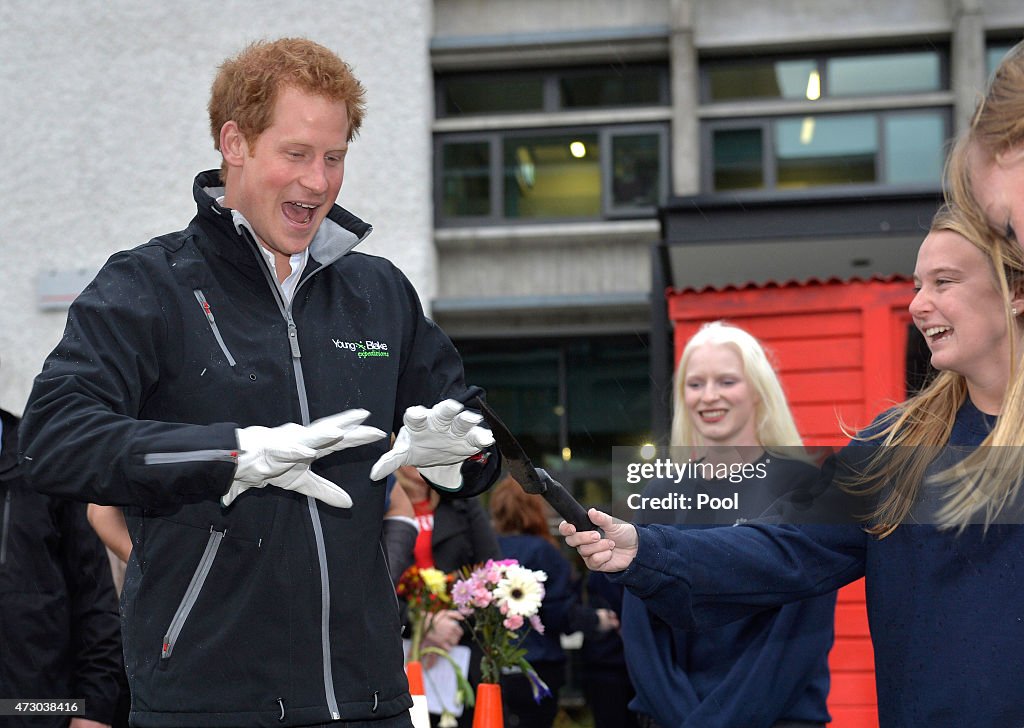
[451,559,551,701]
[395,565,474,724]
[396,565,454,661]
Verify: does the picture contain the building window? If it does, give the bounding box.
[442,74,545,115]
[987,40,1019,78]
[559,66,665,109]
[707,59,818,102]
[704,49,943,103]
[610,131,665,209]
[438,65,668,117]
[826,51,941,96]
[702,47,949,194]
[435,64,670,224]
[708,109,947,191]
[441,140,492,217]
[503,132,601,219]
[438,125,668,223]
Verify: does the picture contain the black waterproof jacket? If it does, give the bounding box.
[19,171,498,727]
[0,409,122,727]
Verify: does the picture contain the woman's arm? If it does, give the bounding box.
[86,504,132,563]
[562,509,865,630]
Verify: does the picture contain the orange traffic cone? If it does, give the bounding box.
[406,660,430,728]
[472,683,503,728]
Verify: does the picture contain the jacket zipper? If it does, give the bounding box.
[0,489,10,565]
[161,527,226,659]
[241,225,340,720]
[194,289,237,366]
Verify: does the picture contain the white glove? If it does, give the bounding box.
[224,409,386,508]
[369,399,494,490]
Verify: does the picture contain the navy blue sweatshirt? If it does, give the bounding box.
[614,400,1024,727]
[621,457,834,728]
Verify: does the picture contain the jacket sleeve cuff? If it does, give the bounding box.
[433,442,500,499]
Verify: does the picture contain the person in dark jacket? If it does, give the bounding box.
[618,322,834,728]
[18,38,498,728]
[1,406,123,728]
[561,206,1024,727]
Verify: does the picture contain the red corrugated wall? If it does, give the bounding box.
[666,277,914,728]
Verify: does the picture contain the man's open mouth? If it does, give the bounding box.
[283,201,317,225]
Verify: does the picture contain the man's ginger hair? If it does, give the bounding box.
[208,37,367,181]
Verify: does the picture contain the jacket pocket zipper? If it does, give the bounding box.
[144,450,238,466]
[161,527,226,659]
[194,289,237,367]
[0,490,10,565]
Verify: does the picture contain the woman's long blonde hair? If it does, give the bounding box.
[671,322,804,454]
[852,205,1024,535]
[938,39,1024,532]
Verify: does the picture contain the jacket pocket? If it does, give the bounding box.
[194,289,236,366]
[161,526,225,659]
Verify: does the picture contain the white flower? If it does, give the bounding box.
[439,711,458,728]
[493,565,546,617]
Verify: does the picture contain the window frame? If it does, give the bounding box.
[699,44,952,196]
[700,46,950,105]
[701,106,952,195]
[433,132,502,225]
[435,122,670,226]
[986,35,1022,78]
[435,63,670,118]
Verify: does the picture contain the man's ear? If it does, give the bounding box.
[220,121,247,167]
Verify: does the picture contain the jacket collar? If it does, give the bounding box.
[192,170,373,269]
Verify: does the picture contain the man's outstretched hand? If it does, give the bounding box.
[370,399,493,490]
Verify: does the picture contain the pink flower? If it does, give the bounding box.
[451,579,474,609]
[483,564,502,583]
[503,614,524,630]
[471,587,493,608]
[529,614,545,635]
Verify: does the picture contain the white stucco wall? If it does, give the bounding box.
[0,0,434,414]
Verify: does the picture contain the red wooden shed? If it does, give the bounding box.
[666,275,916,728]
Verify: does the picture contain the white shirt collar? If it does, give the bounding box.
[217,196,309,304]
[258,246,308,304]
